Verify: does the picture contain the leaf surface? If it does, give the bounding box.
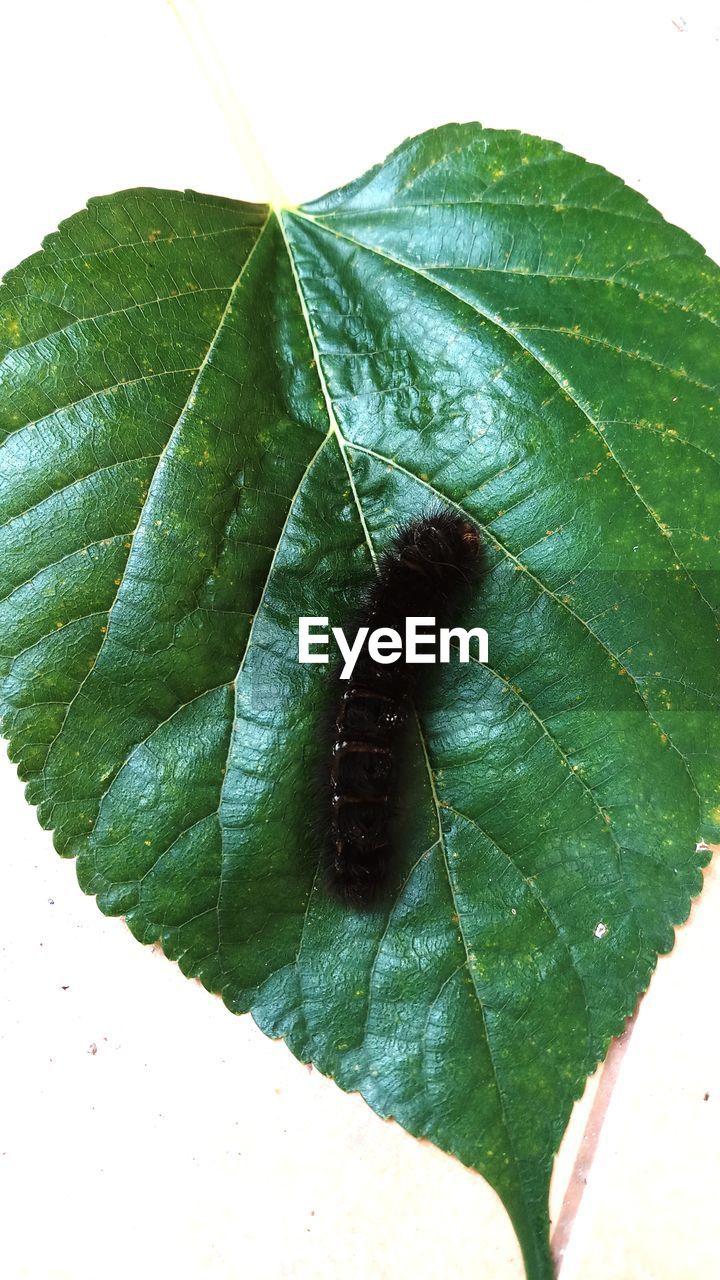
[2,126,718,1279]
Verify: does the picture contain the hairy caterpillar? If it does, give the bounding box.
[327,508,483,907]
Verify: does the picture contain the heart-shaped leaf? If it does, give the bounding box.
[1,125,718,1279]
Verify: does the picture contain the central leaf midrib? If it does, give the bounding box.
[279,207,549,1226]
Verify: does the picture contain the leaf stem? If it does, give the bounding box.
[165,0,288,209]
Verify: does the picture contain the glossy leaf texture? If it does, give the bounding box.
[1,126,719,1279]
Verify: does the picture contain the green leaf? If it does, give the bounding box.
[1,125,718,1279]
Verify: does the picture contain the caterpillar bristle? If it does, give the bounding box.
[326,508,483,908]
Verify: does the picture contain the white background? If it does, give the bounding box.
[1,3,718,1278]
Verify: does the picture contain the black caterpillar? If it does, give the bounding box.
[327,508,482,907]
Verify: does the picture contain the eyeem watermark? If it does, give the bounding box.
[298,616,489,680]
